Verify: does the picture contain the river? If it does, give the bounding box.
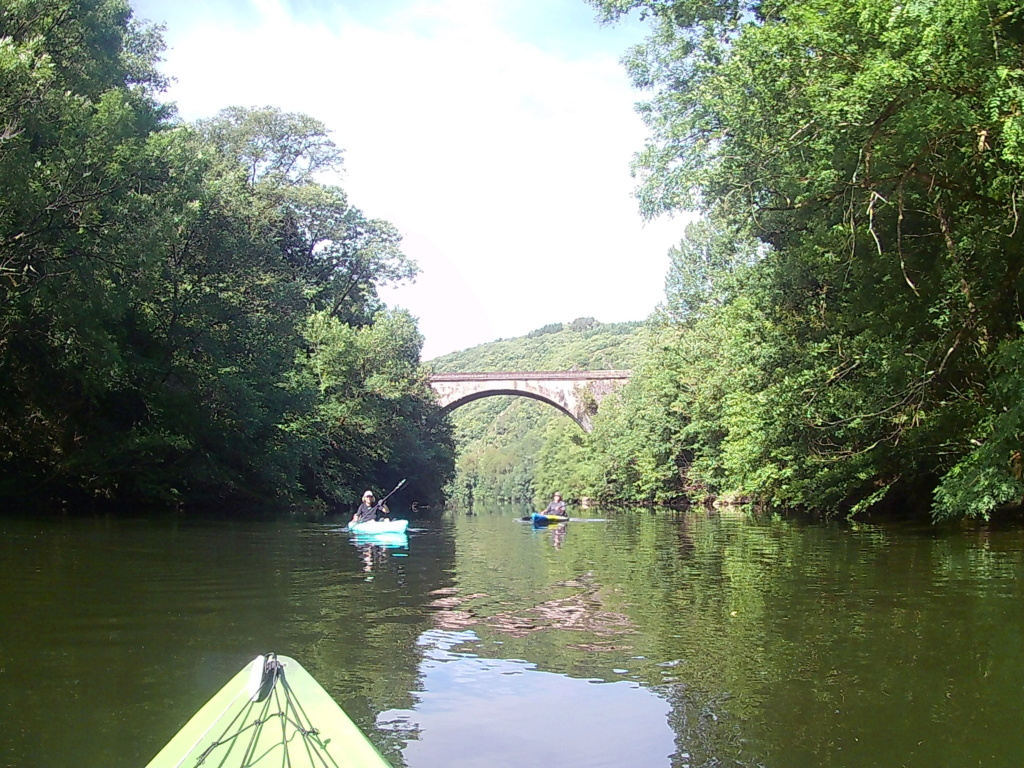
[1,505,1022,767]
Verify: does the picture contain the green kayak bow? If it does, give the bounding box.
[145,653,393,768]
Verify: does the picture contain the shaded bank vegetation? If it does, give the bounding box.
[0,0,454,513]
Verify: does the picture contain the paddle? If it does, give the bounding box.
[370,478,407,514]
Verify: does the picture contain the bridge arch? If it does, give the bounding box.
[437,388,581,426]
[428,371,631,432]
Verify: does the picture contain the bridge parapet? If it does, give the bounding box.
[429,370,632,381]
[428,370,632,432]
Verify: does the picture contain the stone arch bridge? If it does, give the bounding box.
[428,370,632,432]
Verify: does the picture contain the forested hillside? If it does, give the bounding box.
[429,318,642,504]
[432,317,643,373]
[0,1,453,514]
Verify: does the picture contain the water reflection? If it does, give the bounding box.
[350,532,410,571]
[425,571,634,643]
[350,532,410,549]
[529,520,567,548]
[378,629,676,768]
[2,507,1024,768]
[425,506,1024,768]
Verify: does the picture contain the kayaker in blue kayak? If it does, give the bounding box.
[350,489,390,525]
[543,492,566,516]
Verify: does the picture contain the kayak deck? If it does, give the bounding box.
[145,653,392,768]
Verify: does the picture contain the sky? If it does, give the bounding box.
[128,0,690,359]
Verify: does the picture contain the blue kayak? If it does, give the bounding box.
[532,513,569,526]
[349,519,409,535]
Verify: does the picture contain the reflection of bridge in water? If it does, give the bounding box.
[428,370,632,432]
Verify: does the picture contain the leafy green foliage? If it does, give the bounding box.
[0,2,453,513]
[932,332,1024,519]
[588,0,1024,519]
[290,308,453,507]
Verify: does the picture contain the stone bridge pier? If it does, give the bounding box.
[428,370,632,432]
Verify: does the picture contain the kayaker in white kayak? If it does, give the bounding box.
[350,490,390,525]
[543,492,566,516]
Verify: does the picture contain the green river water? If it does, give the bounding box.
[1,504,1022,767]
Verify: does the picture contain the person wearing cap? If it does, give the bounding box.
[543,492,566,516]
[350,489,390,525]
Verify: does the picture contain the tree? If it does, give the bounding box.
[0,6,453,512]
[0,0,177,501]
[294,308,454,506]
[591,0,1024,518]
[198,107,417,325]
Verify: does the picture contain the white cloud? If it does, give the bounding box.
[136,0,689,358]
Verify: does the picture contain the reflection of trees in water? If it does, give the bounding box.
[659,685,750,768]
[413,509,1024,767]
[355,542,405,573]
[440,507,779,766]
[426,574,636,642]
[309,528,455,768]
